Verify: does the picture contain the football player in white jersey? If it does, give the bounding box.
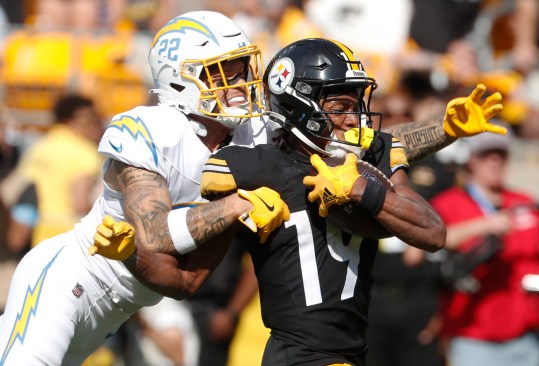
[0,11,290,365]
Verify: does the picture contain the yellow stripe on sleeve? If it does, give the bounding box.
[201,171,237,198]
[390,137,409,170]
[206,158,228,166]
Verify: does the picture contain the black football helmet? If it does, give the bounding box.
[263,38,381,156]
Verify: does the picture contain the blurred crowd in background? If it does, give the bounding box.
[0,0,538,365]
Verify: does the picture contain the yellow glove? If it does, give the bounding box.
[237,187,291,243]
[303,153,360,217]
[443,83,506,137]
[89,215,136,261]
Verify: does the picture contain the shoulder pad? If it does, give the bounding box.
[99,106,190,171]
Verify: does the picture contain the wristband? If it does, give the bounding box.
[167,208,196,254]
[356,179,387,216]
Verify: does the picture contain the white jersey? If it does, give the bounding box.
[73,105,213,309]
[0,104,275,365]
[74,105,274,306]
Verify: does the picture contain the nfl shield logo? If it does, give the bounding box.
[72,283,84,298]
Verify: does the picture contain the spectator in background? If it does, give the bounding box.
[404,0,538,79]
[0,107,37,315]
[0,0,26,24]
[401,0,539,131]
[16,94,104,247]
[0,198,12,315]
[123,298,200,366]
[0,4,8,52]
[304,0,413,94]
[233,0,322,59]
[430,127,539,366]
[112,0,175,33]
[0,108,20,180]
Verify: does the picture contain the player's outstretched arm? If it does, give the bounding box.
[349,169,446,252]
[108,160,253,256]
[382,84,504,163]
[89,190,288,298]
[93,159,288,297]
[103,161,289,254]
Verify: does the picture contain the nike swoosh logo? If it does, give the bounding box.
[254,194,274,211]
[109,141,123,153]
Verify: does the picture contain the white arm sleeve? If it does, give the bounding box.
[167,208,196,254]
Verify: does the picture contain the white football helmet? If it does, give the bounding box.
[148,11,265,129]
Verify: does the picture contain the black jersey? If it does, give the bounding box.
[201,132,407,364]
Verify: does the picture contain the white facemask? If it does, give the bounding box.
[325,139,366,158]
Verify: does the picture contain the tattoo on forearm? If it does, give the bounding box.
[115,161,175,254]
[186,200,231,245]
[126,196,171,253]
[383,116,455,163]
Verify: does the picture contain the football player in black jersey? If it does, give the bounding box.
[199,38,446,366]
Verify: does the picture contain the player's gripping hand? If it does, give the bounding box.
[303,153,360,217]
[89,215,136,261]
[443,83,506,138]
[237,187,291,243]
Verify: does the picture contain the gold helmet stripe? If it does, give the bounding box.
[330,39,360,71]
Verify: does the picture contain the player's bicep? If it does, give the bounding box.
[113,160,174,254]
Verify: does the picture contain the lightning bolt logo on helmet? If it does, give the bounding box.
[151,16,219,48]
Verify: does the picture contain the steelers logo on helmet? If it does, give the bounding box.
[268,57,295,95]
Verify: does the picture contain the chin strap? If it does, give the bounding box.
[263,110,289,132]
[188,119,208,137]
[150,88,191,110]
[290,126,334,156]
[150,88,209,137]
[264,110,335,157]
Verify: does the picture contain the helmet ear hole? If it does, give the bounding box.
[171,83,185,93]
